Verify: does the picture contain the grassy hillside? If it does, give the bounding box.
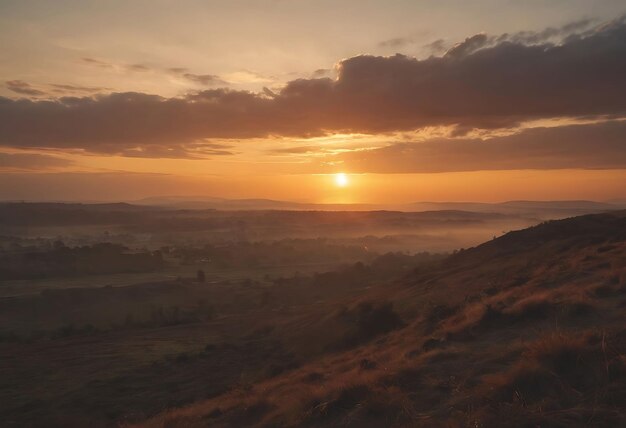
[137,212,626,428]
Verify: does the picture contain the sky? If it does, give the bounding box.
[0,0,625,203]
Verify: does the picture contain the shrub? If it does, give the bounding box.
[334,301,405,349]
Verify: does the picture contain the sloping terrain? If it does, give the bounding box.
[138,212,626,427]
[0,250,436,427]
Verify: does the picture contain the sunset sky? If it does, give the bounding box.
[1,0,625,203]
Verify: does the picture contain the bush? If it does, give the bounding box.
[334,301,405,349]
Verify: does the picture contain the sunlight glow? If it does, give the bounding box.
[335,172,349,187]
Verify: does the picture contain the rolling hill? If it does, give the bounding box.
[137,211,626,428]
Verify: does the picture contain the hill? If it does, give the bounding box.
[138,212,626,427]
[406,200,623,218]
[132,196,625,218]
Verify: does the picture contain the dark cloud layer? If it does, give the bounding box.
[0,19,625,157]
[503,18,595,45]
[382,19,594,54]
[442,18,597,58]
[331,121,626,173]
[444,33,490,58]
[0,152,72,170]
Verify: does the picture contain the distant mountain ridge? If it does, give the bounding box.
[133,196,625,218]
[133,196,381,211]
[0,198,623,221]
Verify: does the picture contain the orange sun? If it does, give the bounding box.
[334,172,349,187]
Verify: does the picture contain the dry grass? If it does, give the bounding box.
[473,330,626,427]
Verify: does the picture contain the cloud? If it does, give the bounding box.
[7,80,109,98]
[49,83,109,95]
[168,67,188,74]
[117,142,234,158]
[379,36,415,49]
[82,57,228,87]
[82,58,150,73]
[126,63,150,72]
[268,145,324,155]
[389,18,595,56]
[502,18,595,45]
[223,70,274,84]
[423,39,447,55]
[262,87,277,98]
[6,80,109,98]
[6,80,47,96]
[166,67,229,86]
[378,30,430,49]
[181,73,227,86]
[444,33,491,58]
[328,121,626,173]
[0,18,625,157]
[311,68,332,78]
[81,57,114,68]
[442,18,597,59]
[0,152,72,170]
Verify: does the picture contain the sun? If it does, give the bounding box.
[334,172,349,187]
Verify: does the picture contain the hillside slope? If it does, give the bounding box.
[138,212,626,428]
